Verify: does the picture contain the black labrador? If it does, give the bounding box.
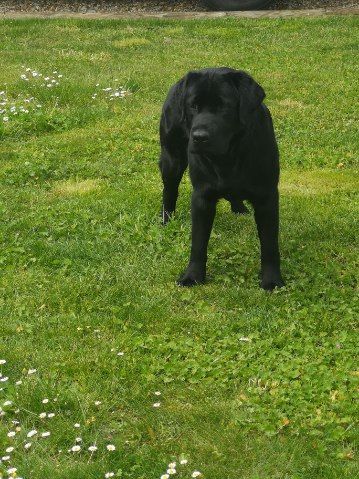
[159,67,284,290]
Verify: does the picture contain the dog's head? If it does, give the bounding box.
[180,68,265,156]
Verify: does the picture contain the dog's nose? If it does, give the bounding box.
[192,130,209,143]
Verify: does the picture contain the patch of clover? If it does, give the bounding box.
[1,352,199,479]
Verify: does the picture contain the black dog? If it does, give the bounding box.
[159,67,284,290]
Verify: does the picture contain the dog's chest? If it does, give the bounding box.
[207,162,245,196]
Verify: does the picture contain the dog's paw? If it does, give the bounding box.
[177,264,205,287]
[260,267,285,291]
[161,207,172,226]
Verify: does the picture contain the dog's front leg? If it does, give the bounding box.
[177,190,216,287]
[253,189,285,291]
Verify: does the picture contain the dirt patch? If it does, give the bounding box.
[0,0,358,14]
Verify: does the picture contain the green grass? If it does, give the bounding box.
[0,15,358,479]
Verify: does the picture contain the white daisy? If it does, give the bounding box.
[106,444,116,451]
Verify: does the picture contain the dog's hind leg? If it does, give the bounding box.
[229,197,249,215]
[159,147,188,225]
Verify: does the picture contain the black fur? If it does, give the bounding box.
[159,67,284,290]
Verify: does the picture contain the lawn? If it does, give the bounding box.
[0,14,358,479]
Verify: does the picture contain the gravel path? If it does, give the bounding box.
[0,1,358,13]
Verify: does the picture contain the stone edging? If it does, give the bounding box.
[1,7,359,20]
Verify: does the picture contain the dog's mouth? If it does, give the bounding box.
[189,138,231,156]
[189,142,208,153]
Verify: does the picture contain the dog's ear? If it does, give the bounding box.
[179,71,202,123]
[162,71,201,133]
[227,71,265,126]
